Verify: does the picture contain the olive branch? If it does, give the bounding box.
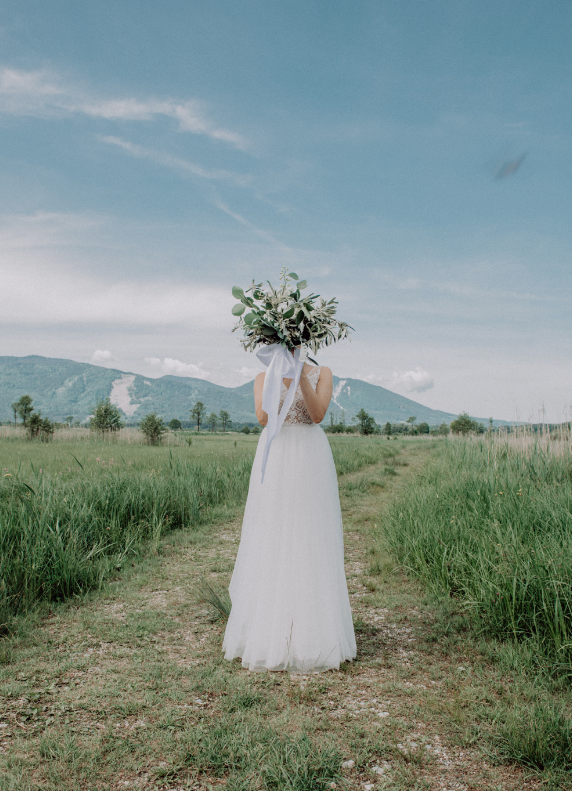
[231,268,353,356]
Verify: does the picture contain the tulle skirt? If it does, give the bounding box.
[223,424,357,672]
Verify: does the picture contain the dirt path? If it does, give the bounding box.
[0,441,542,790]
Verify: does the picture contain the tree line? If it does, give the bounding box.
[8,393,489,443]
[325,409,489,436]
[7,395,240,445]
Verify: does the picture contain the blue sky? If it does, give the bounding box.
[1,0,570,421]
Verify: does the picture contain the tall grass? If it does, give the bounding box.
[0,452,254,629]
[385,430,572,669]
[1,433,395,630]
[329,435,400,474]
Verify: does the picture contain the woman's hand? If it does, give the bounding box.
[254,372,268,425]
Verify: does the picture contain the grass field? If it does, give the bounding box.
[0,432,399,630]
[3,432,572,788]
[383,430,572,675]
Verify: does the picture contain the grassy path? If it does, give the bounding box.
[0,441,544,790]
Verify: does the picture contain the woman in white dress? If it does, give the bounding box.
[222,353,357,672]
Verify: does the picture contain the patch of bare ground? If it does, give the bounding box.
[0,440,551,790]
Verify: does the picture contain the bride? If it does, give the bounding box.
[223,272,356,672]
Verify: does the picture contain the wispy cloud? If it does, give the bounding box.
[100,136,252,186]
[0,67,247,149]
[210,193,291,248]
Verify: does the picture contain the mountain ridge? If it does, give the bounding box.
[0,355,505,426]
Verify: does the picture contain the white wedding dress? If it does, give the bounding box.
[223,366,357,672]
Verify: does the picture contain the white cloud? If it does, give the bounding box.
[100,136,252,186]
[0,210,234,329]
[391,368,434,393]
[91,349,116,363]
[144,357,210,378]
[234,365,264,380]
[0,67,246,149]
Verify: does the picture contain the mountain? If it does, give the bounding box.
[0,355,498,426]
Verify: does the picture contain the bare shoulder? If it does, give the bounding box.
[254,372,266,389]
[318,365,332,380]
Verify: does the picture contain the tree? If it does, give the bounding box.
[190,401,206,432]
[139,413,167,445]
[353,408,376,435]
[168,418,182,431]
[437,422,450,436]
[241,425,251,434]
[450,412,484,435]
[251,425,260,434]
[219,410,231,432]
[207,412,218,432]
[89,398,124,434]
[418,422,430,435]
[64,416,74,428]
[28,411,54,442]
[405,416,417,433]
[11,401,19,426]
[383,422,392,436]
[14,395,34,427]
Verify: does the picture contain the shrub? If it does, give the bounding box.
[139,413,168,445]
[89,398,124,434]
[450,412,484,435]
[353,408,377,435]
[28,412,55,442]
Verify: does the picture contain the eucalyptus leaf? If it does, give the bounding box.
[231,266,352,354]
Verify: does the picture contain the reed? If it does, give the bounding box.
[385,429,572,670]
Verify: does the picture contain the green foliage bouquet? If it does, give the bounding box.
[231,268,352,356]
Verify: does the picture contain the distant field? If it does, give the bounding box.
[0,431,400,630]
[385,429,572,672]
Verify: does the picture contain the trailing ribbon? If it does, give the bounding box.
[256,344,306,483]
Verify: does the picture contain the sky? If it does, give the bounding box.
[0,0,571,422]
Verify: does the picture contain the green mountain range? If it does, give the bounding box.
[0,355,498,427]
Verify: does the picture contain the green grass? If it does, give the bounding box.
[0,433,401,631]
[384,434,572,672]
[182,712,342,790]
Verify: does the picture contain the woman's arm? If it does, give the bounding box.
[254,372,268,426]
[299,366,333,423]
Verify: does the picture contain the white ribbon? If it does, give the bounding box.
[256,343,306,483]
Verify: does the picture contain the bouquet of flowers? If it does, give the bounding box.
[231,268,352,359]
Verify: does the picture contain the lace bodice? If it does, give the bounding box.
[279,365,320,425]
